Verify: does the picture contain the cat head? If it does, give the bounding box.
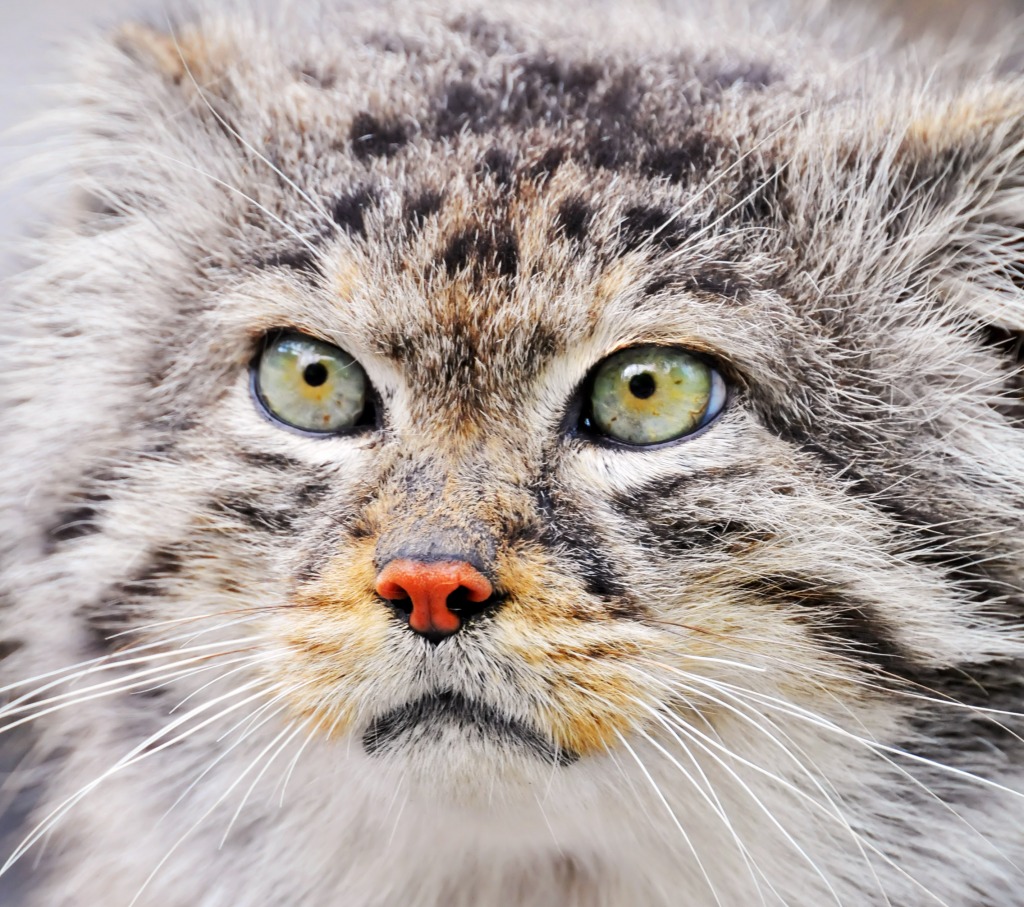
[5,0,1024,817]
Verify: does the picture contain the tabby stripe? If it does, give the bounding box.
[741,574,913,674]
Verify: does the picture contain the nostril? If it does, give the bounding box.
[445,586,497,622]
[386,594,413,619]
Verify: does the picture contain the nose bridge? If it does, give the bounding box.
[373,452,500,574]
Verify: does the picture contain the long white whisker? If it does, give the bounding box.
[218,720,309,847]
[0,679,273,877]
[613,729,726,907]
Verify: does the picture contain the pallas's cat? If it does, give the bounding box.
[1,1,1023,904]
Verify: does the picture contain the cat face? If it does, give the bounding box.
[3,2,1024,903]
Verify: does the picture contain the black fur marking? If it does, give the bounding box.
[771,427,1024,621]
[618,205,691,254]
[441,225,519,280]
[403,189,445,229]
[435,80,492,136]
[447,12,523,55]
[294,65,337,90]
[733,163,788,224]
[237,450,307,471]
[981,325,1024,424]
[532,486,639,619]
[476,148,517,187]
[331,187,378,236]
[742,574,912,672]
[904,659,1024,763]
[642,517,768,555]
[683,266,752,300]
[118,549,184,597]
[362,689,577,765]
[350,112,411,159]
[79,549,184,652]
[643,135,720,183]
[510,57,603,123]
[45,505,102,547]
[529,146,568,182]
[256,248,324,278]
[211,482,330,535]
[554,197,592,244]
[0,639,23,661]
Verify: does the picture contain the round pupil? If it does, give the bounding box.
[303,362,329,387]
[628,372,657,400]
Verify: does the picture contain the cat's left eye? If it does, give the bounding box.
[583,345,727,445]
[253,331,374,434]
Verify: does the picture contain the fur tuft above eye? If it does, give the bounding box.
[581,346,726,445]
[252,331,376,435]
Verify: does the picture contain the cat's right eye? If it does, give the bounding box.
[253,331,373,434]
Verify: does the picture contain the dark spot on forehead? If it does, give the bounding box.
[643,134,721,183]
[733,162,788,224]
[435,80,492,137]
[331,187,379,236]
[440,224,519,281]
[294,64,337,90]
[447,12,524,54]
[476,148,517,188]
[529,146,568,182]
[554,196,592,244]
[403,189,445,230]
[513,57,603,116]
[350,112,411,160]
[618,204,691,254]
[256,248,325,278]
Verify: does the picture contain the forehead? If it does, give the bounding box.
[186,8,899,419]
[255,158,788,425]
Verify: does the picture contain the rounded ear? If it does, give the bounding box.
[898,88,1024,414]
[913,90,1024,330]
[112,20,224,88]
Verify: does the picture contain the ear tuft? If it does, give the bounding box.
[114,22,217,86]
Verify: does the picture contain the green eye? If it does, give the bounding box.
[254,332,371,434]
[587,346,726,445]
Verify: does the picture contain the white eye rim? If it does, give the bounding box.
[577,345,730,449]
[250,330,377,438]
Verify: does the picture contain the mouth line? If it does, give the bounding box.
[361,689,578,766]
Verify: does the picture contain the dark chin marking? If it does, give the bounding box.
[362,690,577,766]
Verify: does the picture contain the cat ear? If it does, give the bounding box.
[907,88,1024,342]
[112,21,221,88]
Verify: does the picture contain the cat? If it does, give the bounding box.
[1,0,1023,904]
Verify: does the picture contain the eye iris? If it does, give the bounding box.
[628,372,657,400]
[588,345,725,445]
[255,332,368,434]
[303,362,329,387]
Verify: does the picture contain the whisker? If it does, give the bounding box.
[0,679,274,877]
[218,719,310,847]
[613,729,726,907]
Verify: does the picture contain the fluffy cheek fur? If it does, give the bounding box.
[264,513,893,798]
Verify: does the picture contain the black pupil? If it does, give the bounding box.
[628,372,657,399]
[303,362,329,387]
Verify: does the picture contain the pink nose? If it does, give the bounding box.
[375,559,494,640]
